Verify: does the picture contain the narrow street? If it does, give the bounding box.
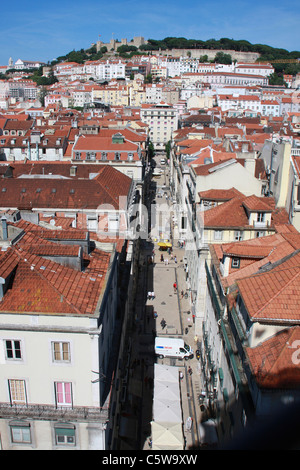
[117,155,204,450]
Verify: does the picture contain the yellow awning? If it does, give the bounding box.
[158,242,167,247]
[165,242,172,248]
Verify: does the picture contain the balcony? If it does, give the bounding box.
[0,402,109,422]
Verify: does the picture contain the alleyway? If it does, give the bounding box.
[119,157,205,450]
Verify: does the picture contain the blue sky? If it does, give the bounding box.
[0,0,299,65]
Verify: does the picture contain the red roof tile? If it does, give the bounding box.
[246,327,300,389]
[237,250,300,322]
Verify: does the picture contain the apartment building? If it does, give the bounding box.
[140,102,178,151]
[261,100,280,117]
[234,62,274,77]
[0,164,135,239]
[0,217,121,449]
[92,83,129,107]
[0,130,68,162]
[72,132,143,182]
[95,60,126,81]
[202,228,300,444]
[1,80,38,101]
[217,94,261,113]
[182,181,288,336]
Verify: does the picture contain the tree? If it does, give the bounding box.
[165,140,171,159]
[145,73,153,84]
[199,54,208,62]
[214,52,232,64]
[148,141,155,160]
[268,72,287,86]
[38,86,48,107]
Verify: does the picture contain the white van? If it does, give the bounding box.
[155,337,194,360]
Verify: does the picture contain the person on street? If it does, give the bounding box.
[160,318,166,329]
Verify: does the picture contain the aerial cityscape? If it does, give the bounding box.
[0,0,299,453]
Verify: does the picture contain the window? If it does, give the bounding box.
[10,423,31,444]
[256,231,265,238]
[115,152,120,161]
[214,230,223,240]
[5,340,22,360]
[257,212,265,222]
[55,382,72,407]
[87,216,97,231]
[231,258,240,269]
[108,215,119,232]
[101,152,107,161]
[52,342,70,362]
[75,152,81,160]
[54,425,76,446]
[9,379,27,405]
[234,231,243,241]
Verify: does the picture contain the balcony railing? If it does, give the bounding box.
[0,402,109,422]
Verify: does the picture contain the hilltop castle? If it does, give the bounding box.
[96,36,147,52]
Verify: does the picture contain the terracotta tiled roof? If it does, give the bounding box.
[246,327,300,389]
[236,250,300,322]
[199,188,244,202]
[12,219,88,240]
[243,195,274,212]
[201,193,287,229]
[193,158,235,176]
[0,165,132,210]
[201,195,248,228]
[0,239,110,315]
[211,230,300,291]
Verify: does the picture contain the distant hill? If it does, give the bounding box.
[140,37,300,61]
[51,37,300,76]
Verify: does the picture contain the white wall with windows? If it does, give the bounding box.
[0,313,107,449]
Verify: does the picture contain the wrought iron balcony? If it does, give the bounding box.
[0,402,109,422]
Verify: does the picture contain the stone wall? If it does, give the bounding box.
[169,49,260,62]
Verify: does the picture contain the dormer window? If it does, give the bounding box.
[101,152,107,161]
[115,152,121,161]
[257,212,265,223]
[231,258,240,269]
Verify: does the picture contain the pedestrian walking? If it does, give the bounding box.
[161,254,164,262]
[181,290,184,298]
[173,282,177,293]
[188,366,193,376]
[174,255,177,263]
[151,291,155,300]
[160,318,166,329]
